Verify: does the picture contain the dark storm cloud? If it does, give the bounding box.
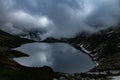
[0,0,120,38]
[14,43,95,73]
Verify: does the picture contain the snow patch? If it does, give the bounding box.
[80,44,91,54]
[113,76,120,80]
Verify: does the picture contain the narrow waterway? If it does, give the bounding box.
[14,42,95,73]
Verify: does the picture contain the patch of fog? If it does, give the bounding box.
[14,42,95,73]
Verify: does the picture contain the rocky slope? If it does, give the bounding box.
[18,29,45,41]
[1,25,120,80]
[41,26,120,72]
[0,29,109,80]
[82,26,120,71]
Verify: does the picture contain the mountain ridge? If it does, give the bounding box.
[40,26,120,72]
[1,26,120,79]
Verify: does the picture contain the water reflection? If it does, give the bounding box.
[14,43,95,73]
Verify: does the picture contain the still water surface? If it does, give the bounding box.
[14,42,95,73]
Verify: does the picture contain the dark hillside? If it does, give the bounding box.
[0,30,59,80]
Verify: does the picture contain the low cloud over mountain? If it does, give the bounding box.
[0,0,120,39]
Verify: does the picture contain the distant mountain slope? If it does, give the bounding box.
[18,29,45,41]
[83,26,120,71]
[41,26,120,72]
[0,30,34,49]
[0,28,117,80]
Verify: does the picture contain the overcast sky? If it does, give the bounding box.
[0,0,120,38]
[1,0,120,73]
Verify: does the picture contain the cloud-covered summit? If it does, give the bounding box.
[0,0,120,39]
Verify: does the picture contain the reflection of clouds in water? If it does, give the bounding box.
[36,52,53,66]
[14,43,95,73]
